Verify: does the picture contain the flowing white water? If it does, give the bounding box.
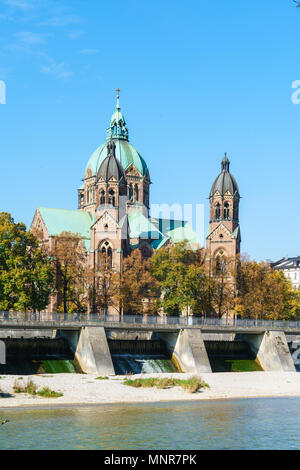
[111,354,178,375]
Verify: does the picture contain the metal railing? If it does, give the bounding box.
[0,312,300,330]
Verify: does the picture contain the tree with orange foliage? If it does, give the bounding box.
[114,249,160,315]
[49,231,89,313]
[234,256,295,320]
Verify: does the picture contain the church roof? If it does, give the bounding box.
[150,218,201,245]
[97,142,126,183]
[86,139,148,178]
[85,95,148,178]
[35,207,201,252]
[36,207,94,250]
[210,154,239,197]
[127,210,164,240]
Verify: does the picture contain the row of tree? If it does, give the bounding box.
[0,212,300,319]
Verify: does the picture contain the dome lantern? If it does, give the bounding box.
[106,89,129,141]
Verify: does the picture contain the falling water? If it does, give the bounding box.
[111,353,178,375]
[108,339,179,375]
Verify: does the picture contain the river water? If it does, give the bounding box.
[1,398,300,450]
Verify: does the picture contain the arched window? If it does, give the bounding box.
[108,189,115,206]
[144,188,149,207]
[224,202,230,219]
[99,241,113,268]
[100,190,105,205]
[134,184,139,203]
[233,204,238,220]
[215,250,227,275]
[129,184,133,201]
[215,203,221,220]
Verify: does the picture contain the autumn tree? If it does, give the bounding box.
[0,212,53,312]
[285,288,300,319]
[150,241,210,316]
[49,231,89,313]
[234,256,295,320]
[114,249,159,315]
[89,256,118,314]
[208,254,236,318]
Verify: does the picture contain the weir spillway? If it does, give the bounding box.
[108,339,179,374]
[0,337,81,375]
[0,323,298,375]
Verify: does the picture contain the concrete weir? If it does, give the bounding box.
[241,331,296,372]
[58,327,213,375]
[1,322,297,375]
[157,329,212,374]
[58,327,115,375]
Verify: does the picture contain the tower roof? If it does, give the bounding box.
[85,92,149,178]
[106,89,129,141]
[97,141,126,183]
[210,154,240,198]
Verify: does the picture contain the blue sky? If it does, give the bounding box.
[0,0,299,261]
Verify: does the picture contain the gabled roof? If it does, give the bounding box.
[206,222,233,239]
[36,207,93,250]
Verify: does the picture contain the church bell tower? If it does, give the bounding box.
[206,154,241,262]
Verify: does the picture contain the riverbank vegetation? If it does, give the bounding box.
[13,379,63,398]
[123,376,209,393]
[1,211,300,319]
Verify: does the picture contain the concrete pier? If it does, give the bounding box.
[59,327,115,375]
[0,340,5,365]
[242,331,296,372]
[158,329,212,374]
[75,327,115,375]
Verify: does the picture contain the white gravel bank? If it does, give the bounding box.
[0,371,300,408]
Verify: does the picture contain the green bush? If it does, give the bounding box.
[13,379,37,395]
[36,387,63,398]
[123,376,209,393]
[13,380,63,398]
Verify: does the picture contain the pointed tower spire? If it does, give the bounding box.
[116,87,120,105]
[106,89,129,141]
[221,152,230,172]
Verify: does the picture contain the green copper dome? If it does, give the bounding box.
[85,94,148,178]
[86,139,148,177]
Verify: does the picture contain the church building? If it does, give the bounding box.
[31,91,241,312]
